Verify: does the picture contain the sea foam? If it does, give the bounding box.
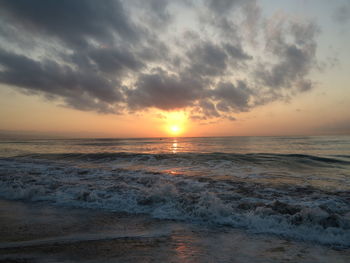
[0,156,349,247]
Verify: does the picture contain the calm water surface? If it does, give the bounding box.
[0,136,349,156]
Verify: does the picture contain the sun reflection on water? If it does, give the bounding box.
[171,139,178,154]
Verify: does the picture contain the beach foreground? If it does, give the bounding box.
[0,199,349,263]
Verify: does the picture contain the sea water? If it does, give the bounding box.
[0,136,349,248]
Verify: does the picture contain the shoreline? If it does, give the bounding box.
[0,199,349,263]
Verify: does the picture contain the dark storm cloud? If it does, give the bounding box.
[206,0,244,14]
[0,0,138,48]
[212,81,252,112]
[198,100,220,118]
[79,47,144,74]
[185,41,252,79]
[177,79,254,118]
[0,0,155,112]
[0,48,122,113]
[224,44,252,60]
[187,42,228,77]
[127,69,204,111]
[254,21,318,96]
[0,0,322,120]
[255,44,314,89]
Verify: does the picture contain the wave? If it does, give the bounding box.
[0,157,349,247]
[12,152,350,168]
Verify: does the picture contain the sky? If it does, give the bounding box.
[0,0,349,138]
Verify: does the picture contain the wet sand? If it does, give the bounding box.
[0,199,349,263]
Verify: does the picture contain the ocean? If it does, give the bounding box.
[0,136,350,261]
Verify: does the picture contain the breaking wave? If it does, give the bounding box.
[0,153,349,247]
[15,152,350,166]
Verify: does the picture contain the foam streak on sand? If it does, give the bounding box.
[0,151,349,247]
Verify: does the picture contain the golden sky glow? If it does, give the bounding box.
[164,112,187,137]
[169,125,181,136]
[1,81,349,138]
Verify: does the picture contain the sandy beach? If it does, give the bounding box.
[0,199,349,263]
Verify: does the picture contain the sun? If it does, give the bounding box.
[159,111,188,137]
[169,125,181,136]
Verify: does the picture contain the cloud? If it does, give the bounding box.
[224,43,252,60]
[212,81,252,112]
[133,0,173,28]
[333,1,350,24]
[127,68,204,111]
[253,19,318,103]
[0,0,322,120]
[76,47,144,74]
[0,0,139,48]
[187,41,229,77]
[0,48,122,113]
[205,0,244,15]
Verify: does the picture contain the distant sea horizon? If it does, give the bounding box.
[0,129,349,140]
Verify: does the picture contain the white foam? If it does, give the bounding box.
[0,158,349,247]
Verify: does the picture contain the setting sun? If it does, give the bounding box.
[169,125,181,136]
[162,111,187,136]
